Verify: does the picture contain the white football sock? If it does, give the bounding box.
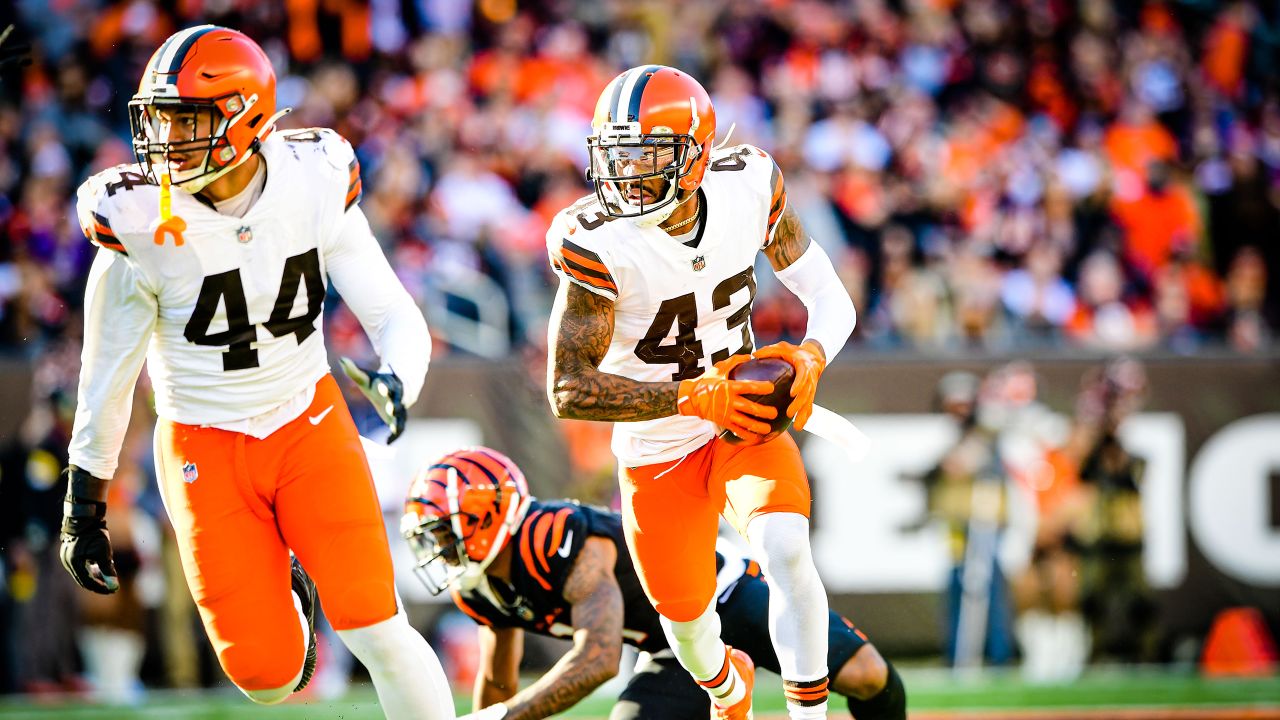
[337,607,455,720]
[746,512,829,718]
[660,603,746,707]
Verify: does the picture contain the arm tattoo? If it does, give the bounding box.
[502,539,624,720]
[548,282,680,421]
[764,202,811,271]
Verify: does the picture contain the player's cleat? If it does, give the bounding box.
[291,556,318,693]
[712,647,755,720]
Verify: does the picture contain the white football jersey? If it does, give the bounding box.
[547,144,787,466]
[70,128,429,478]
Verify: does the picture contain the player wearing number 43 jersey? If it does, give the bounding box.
[402,447,906,720]
[62,25,454,719]
[547,65,863,719]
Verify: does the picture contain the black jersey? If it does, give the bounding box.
[451,500,668,653]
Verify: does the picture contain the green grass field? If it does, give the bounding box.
[0,668,1275,719]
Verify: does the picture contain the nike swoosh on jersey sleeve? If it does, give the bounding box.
[519,505,580,591]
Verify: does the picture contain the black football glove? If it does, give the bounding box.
[340,357,407,443]
[0,25,33,71]
[59,466,120,595]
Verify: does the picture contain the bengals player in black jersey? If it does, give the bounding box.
[401,447,907,720]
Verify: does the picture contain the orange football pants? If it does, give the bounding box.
[620,432,811,623]
[153,374,397,691]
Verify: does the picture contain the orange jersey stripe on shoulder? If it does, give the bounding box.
[560,263,618,294]
[519,516,551,591]
[559,246,611,276]
[542,508,573,568]
[531,510,556,574]
[451,590,492,626]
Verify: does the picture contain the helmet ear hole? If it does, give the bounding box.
[247,113,264,130]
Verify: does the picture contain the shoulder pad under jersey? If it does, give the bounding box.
[275,127,363,211]
[75,164,160,256]
[546,195,621,300]
[707,143,786,244]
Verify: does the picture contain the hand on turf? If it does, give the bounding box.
[59,466,120,595]
[340,357,408,443]
[677,354,777,442]
[753,340,826,431]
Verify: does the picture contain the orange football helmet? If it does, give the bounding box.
[401,447,533,595]
[588,65,716,226]
[129,25,289,193]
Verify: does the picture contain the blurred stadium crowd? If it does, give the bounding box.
[2,0,1280,363]
[1,0,1279,702]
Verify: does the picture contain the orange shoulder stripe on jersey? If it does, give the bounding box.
[768,160,784,209]
[766,159,787,235]
[559,245,611,276]
[86,212,127,253]
[559,242,617,291]
[451,590,492,626]
[345,158,362,211]
[559,263,618,295]
[768,193,786,228]
[538,508,573,573]
[520,512,553,591]
[561,238,608,267]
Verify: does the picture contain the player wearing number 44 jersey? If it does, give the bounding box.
[63,25,454,719]
[547,66,863,720]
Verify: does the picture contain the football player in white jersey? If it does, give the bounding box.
[60,26,455,719]
[545,66,859,720]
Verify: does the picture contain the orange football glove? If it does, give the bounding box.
[677,354,777,442]
[753,340,826,431]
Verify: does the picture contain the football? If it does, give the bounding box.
[722,357,796,444]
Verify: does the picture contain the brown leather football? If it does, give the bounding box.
[722,357,796,444]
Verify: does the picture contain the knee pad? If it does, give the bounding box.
[656,596,715,624]
[220,641,303,702]
[323,579,397,630]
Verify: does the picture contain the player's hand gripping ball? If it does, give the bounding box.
[721,357,796,445]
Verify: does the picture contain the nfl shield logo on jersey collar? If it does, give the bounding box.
[692,255,706,272]
[182,462,199,484]
[237,225,253,243]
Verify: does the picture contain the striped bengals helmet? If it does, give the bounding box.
[129,25,289,193]
[588,65,716,227]
[401,447,533,595]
